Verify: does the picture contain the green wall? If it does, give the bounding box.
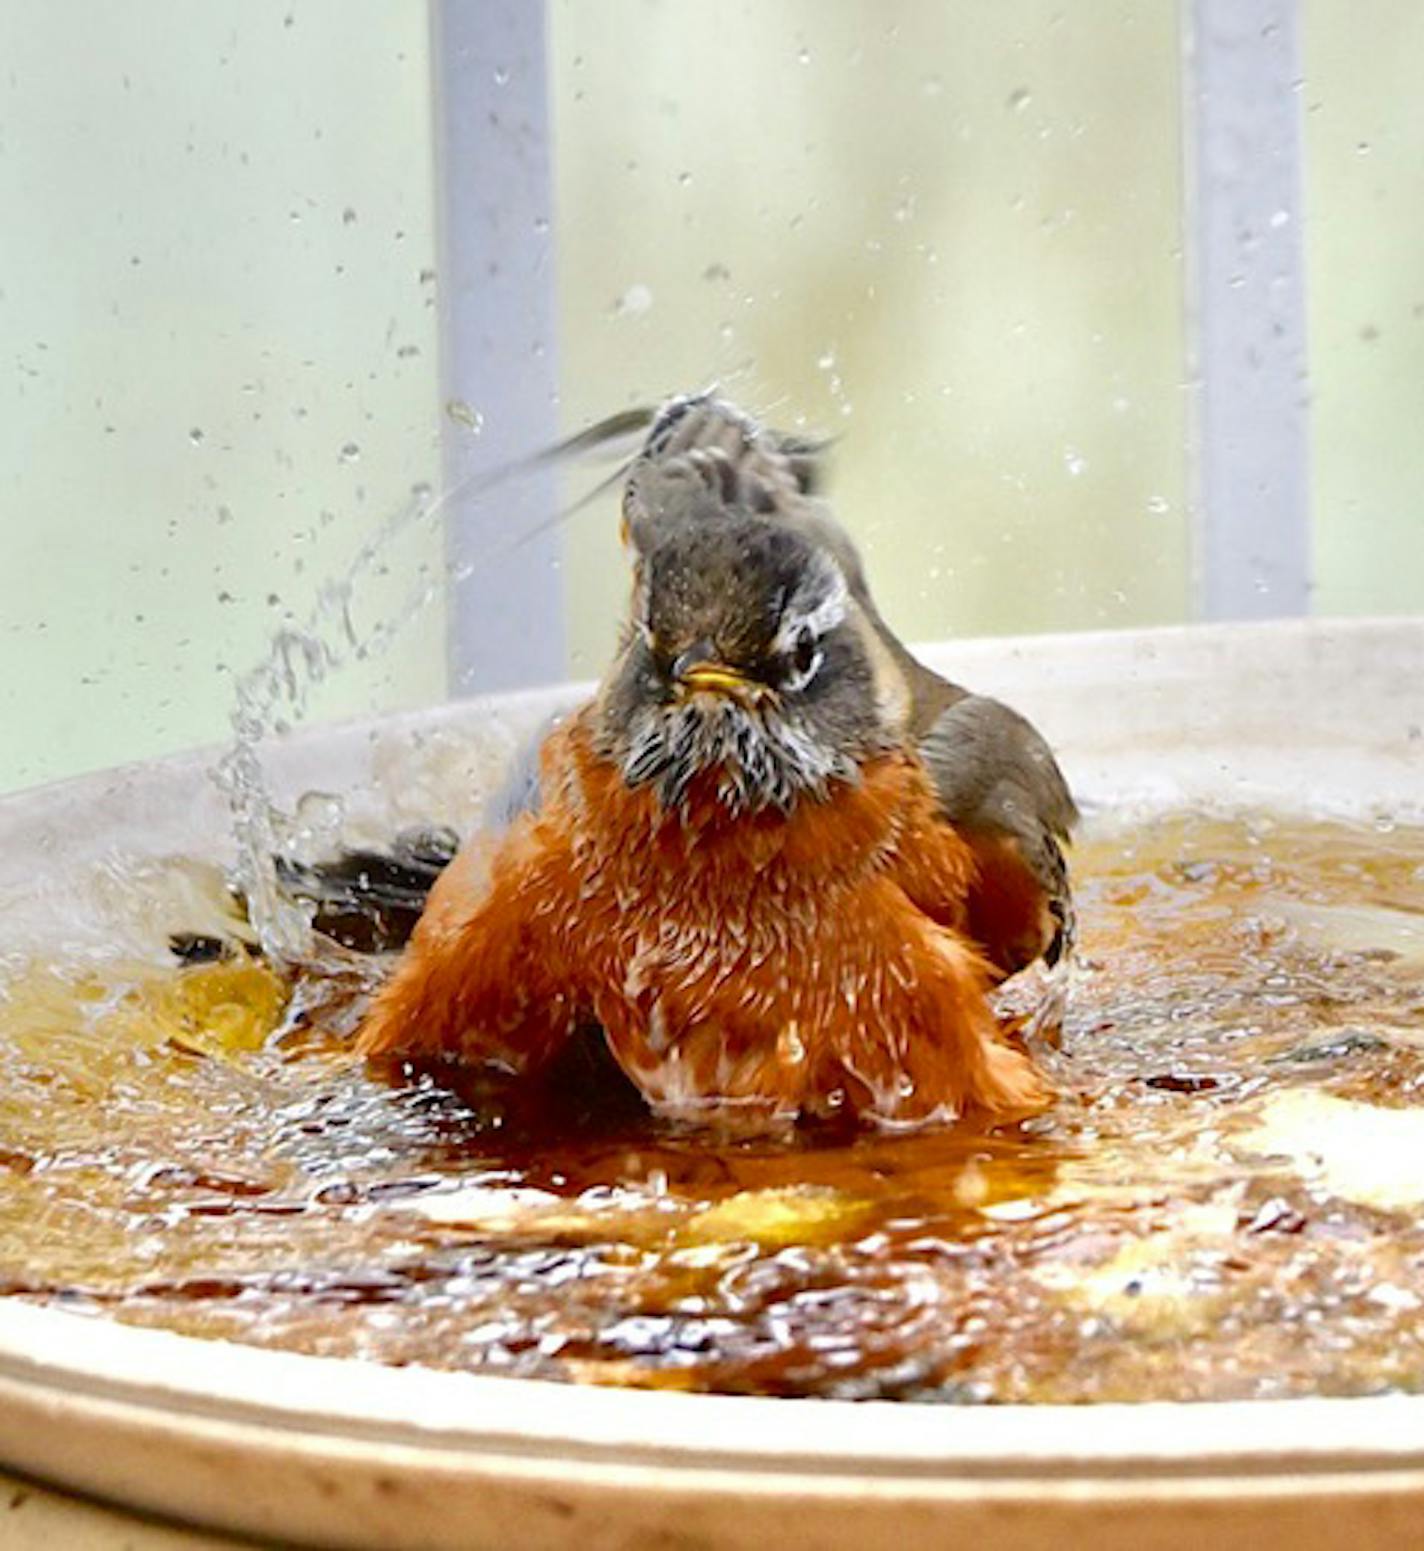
[0,1,1418,796]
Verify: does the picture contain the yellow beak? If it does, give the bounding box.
[677,662,754,696]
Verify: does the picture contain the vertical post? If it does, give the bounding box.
[431,0,564,693]
[1182,0,1311,619]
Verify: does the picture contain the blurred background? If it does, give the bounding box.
[0,0,1419,795]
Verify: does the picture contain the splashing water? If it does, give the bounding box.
[212,410,659,960]
[214,487,445,959]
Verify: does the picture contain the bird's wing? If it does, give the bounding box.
[917,693,1079,976]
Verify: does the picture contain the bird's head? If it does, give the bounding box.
[594,477,907,814]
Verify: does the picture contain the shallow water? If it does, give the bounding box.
[2,812,1423,1403]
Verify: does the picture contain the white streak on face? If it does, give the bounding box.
[770,560,848,659]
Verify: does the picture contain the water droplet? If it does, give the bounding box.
[342,207,357,225]
[1064,448,1087,477]
[777,1023,807,1066]
[188,427,205,446]
[1269,208,1291,229]
[1008,86,1032,112]
[286,790,346,864]
[676,171,692,187]
[493,65,510,86]
[614,282,653,316]
[816,351,836,370]
[296,790,344,830]
[921,74,944,98]
[796,46,811,65]
[445,400,484,433]
[892,194,916,224]
[338,441,361,463]
[1356,140,1372,155]
[1146,495,1170,516]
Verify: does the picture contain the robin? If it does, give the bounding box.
[632,392,1079,988]
[351,394,1075,1127]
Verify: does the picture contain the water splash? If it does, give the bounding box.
[213,410,659,961]
[213,484,441,960]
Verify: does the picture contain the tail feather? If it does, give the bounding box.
[190,826,459,961]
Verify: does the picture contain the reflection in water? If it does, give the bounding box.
[2,813,1423,1402]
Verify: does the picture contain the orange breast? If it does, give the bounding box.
[358,713,1050,1127]
[543,719,1046,1123]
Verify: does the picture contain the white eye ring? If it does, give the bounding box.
[782,632,824,694]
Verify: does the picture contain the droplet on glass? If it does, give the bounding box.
[342,206,357,225]
[614,283,653,316]
[1008,87,1032,112]
[339,442,361,463]
[1064,448,1087,477]
[188,427,205,446]
[445,400,485,433]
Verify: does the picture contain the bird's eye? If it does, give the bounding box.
[792,627,817,677]
[781,625,822,691]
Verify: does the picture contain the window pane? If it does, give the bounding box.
[551,0,1189,676]
[1305,0,1424,617]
